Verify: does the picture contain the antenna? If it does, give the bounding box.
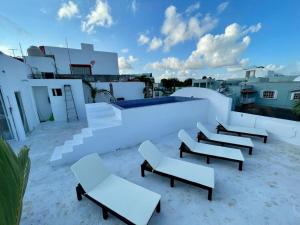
[19,42,25,63]
[65,38,72,74]
[8,48,18,57]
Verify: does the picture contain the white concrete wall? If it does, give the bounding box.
[61,99,208,164]
[172,87,232,126]
[0,54,40,140]
[96,82,144,100]
[29,79,86,121]
[230,111,300,146]
[83,82,145,103]
[24,56,56,73]
[43,46,119,75]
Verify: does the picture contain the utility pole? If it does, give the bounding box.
[65,38,72,75]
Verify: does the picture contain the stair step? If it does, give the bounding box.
[50,146,64,161]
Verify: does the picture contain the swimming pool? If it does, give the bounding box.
[114,96,199,109]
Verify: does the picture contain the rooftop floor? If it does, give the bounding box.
[10,121,300,225]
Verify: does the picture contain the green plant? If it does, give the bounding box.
[82,80,98,103]
[0,139,31,225]
[90,87,98,103]
[293,100,300,116]
[48,114,54,121]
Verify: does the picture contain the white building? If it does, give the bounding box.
[0,43,145,141]
[0,53,87,141]
[24,43,119,76]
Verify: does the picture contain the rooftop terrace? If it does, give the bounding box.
[11,121,300,225]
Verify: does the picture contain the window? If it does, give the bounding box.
[52,89,62,96]
[70,64,92,75]
[260,90,277,99]
[291,92,300,100]
[193,83,199,87]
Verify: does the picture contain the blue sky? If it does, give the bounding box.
[1,0,299,80]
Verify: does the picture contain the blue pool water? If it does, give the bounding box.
[114,96,199,109]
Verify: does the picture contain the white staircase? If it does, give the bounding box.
[50,103,122,165]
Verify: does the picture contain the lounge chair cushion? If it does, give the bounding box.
[156,157,214,188]
[139,140,214,189]
[178,129,197,149]
[88,174,161,225]
[179,129,244,161]
[197,122,254,148]
[217,118,268,137]
[138,140,165,169]
[71,153,111,192]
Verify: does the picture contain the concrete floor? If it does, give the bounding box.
[10,121,300,225]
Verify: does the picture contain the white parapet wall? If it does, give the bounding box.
[230,111,300,146]
[51,98,209,165]
[172,87,233,126]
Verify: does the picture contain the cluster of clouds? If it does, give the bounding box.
[118,55,138,72]
[138,3,218,51]
[57,0,113,33]
[147,22,262,73]
[54,1,295,80]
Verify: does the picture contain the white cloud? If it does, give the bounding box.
[243,23,262,34]
[118,55,138,72]
[121,48,129,53]
[148,57,184,70]
[58,1,79,20]
[217,2,229,14]
[137,4,217,51]
[148,37,163,51]
[81,0,113,33]
[138,34,150,45]
[131,0,137,14]
[161,5,218,51]
[185,2,200,15]
[265,64,285,71]
[40,8,48,15]
[186,23,260,69]
[147,22,262,79]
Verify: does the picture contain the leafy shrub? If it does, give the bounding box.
[0,140,30,225]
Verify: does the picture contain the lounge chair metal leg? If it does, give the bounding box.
[170,178,174,187]
[102,207,108,220]
[264,137,267,143]
[206,156,210,164]
[156,201,161,213]
[141,165,145,177]
[208,188,212,201]
[249,147,253,155]
[239,161,243,171]
[76,184,83,201]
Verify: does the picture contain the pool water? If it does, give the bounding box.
[114,96,199,109]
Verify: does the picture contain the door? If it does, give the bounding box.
[15,92,30,134]
[0,89,13,140]
[32,86,53,122]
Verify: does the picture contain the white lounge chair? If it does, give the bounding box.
[216,118,268,143]
[138,140,214,200]
[178,129,244,170]
[197,121,254,155]
[71,153,161,225]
